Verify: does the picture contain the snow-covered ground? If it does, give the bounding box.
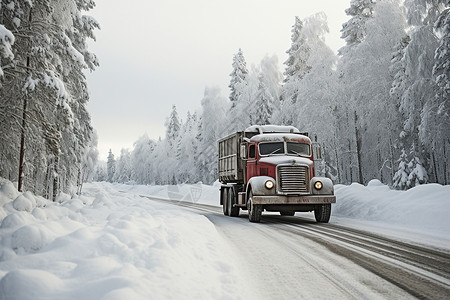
[0,179,250,300]
[0,178,449,299]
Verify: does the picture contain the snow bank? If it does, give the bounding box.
[0,180,249,300]
[333,179,450,248]
[117,179,450,249]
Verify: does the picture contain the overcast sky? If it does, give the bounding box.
[85,0,350,159]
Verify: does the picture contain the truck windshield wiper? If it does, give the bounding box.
[289,150,301,156]
[268,148,282,155]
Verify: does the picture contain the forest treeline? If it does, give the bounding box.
[105,0,449,189]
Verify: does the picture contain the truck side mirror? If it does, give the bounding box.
[240,143,247,159]
[312,143,322,160]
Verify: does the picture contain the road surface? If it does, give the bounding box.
[146,197,450,299]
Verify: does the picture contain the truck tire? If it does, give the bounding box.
[222,188,229,216]
[314,204,331,223]
[228,187,240,217]
[280,211,295,216]
[247,191,262,223]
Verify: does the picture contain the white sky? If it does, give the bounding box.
[85,0,350,160]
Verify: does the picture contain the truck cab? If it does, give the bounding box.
[219,125,336,223]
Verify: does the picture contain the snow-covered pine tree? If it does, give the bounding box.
[197,87,228,184]
[334,0,407,185]
[420,2,450,184]
[165,105,181,149]
[131,134,155,184]
[281,16,311,118]
[339,0,376,56]
[254,73,273,125]
[113,149,132,183]
[393,148,411,190]
[407,154,428,188]
[259,54,282,122]
[106,149,116,183]
[176,111,200,183]
[227,49,254,132]
[398,0,446,186]
[228,48,248,109]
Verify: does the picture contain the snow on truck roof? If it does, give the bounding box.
[245,125,301,134]
[250,133,311,143]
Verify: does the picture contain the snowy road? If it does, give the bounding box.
[147,197,450,299]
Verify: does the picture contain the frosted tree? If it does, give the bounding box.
[77,130,99,194]
[397,0,448,186]
[254,73,273,125]
[259,54,282,120]
[0,0,99,198]
[131,134,155,184]
[280,16,311,125]
[106,149,116,183]
[419,3,450,184]
[228,48,248,108]
[393,148,411,190]
[227,49,255,131]
[165,105,181,148]
[407,155,428,187]
[339,0,376,55]
[0,24,14,79]
[176,112,200,183]
[197,87,228,183]
[113,149,132,183]
[334,0,408,184]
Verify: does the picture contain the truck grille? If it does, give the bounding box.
[278,166,309,194]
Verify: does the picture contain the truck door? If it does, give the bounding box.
[247,143,257,182]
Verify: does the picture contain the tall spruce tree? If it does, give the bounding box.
[254,73,273,125]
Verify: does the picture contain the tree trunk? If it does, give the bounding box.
[17,95,27,192]
[17,8,33,192]
[52,155,59,202]
[431,151,438,183]
[444,141,448,185]
[354,110,363,184]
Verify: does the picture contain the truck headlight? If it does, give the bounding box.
[314,181,323,190]
[265,180,274,189]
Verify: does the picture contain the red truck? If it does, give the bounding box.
[218,125,336,223]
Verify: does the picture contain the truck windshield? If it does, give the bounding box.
[259,142,284,155]
[287,142,310,156]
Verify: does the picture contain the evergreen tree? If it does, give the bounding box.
[227,49,254,132]
[339,0,376,55]
[282,16,310,103]
[113,149,132,183]
[393,148,410,190]
[420,3,450,184]
[130,134,155,184]
[165,105,181,148]
[228,48,248,108]
[106,149,116,183]
[254,73,273,125]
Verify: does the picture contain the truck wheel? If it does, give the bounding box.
[314,204,331,223]
[247,191,262,223]
[228,187,240,217]
[222,188,229,216]
[280,211,295,216]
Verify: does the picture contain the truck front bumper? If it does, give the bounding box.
[252,195,336,205]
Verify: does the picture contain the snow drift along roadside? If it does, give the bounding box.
[116,179,450,249]
[0,180,249,300]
